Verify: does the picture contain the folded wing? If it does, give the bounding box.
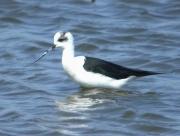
[83,57,160,80]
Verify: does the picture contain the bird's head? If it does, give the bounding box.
[30,31,74,65]
[53,32,74,49]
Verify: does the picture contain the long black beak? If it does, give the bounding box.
[30,44,56,65]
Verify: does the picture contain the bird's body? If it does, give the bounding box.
[53,32,160,89]
[62,55,134,89]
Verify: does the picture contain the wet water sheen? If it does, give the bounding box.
[0,0,180,135]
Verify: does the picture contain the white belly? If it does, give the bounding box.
[73,70,133,89]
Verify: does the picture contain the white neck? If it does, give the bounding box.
[62,43,75,65]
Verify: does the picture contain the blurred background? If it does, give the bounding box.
[0,0,180,135]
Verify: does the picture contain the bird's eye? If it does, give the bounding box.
[58,37,68,42]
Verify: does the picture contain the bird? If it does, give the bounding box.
[50,31,160,89]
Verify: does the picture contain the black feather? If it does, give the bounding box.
[83,57,160,80]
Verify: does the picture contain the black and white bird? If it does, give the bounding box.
[51,31,159,89]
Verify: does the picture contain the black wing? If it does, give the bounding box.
[83,57,160,80]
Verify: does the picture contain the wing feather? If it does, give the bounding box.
[83,57,159,79]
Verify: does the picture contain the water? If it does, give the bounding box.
[0,0,180,135]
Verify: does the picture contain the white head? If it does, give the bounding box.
[53,32,74,49]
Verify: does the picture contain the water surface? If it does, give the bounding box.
[0,0,180,135]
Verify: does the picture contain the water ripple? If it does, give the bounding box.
[0,0,180,135]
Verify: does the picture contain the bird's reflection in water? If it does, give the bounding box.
[56,88,135,113]
[55,88,141,135]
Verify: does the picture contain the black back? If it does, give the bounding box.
[83,57,159,80]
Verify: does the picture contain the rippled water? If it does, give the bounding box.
[0,0,180,135]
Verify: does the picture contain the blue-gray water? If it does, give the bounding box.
[0,0,180,135]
